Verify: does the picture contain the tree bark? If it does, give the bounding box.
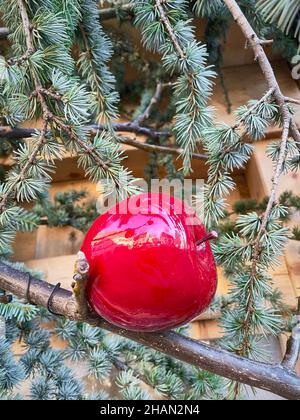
[0,260,299,400]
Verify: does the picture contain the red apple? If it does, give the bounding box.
[81,193,218,332]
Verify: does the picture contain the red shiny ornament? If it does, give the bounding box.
[81,193,218,332]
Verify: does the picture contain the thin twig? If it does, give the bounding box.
[135,82,172,126]
[38,87,62,102]
[258,39,274,46]
[283,298,300,371]
[285,97,300,106]
[155,0,186,59]
[7,48,34,66]
[118,136,208,160]
[52,116,109,172]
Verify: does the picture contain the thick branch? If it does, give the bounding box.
[0,261,300,400]
[118,137,208,160]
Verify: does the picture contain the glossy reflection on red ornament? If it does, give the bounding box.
[81,193,218,332]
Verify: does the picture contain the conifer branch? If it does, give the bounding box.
[220,0,299,398]
[77,13,117,125]
[223,0,300,153]
[112,357,158,396]
[0,121,49,212]
[232,87,275,131]
[52,116,109,172]
[134,0,215,171]
[15,0,131,192]
[0,2,134,39]
[0,260,299,400]
[155,0,186,59]
[219,87,275,160]
[17,0,53,121]
[234,115,290,365]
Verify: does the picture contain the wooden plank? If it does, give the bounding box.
[26,254,77,291]
[12,231,37,262]
[273,273,299,309]
[12,181,96,261]
[190,320,223,341]
[212,61,300,129]
[35,226,85,260]
[285,241,300,294]
[49,179,99,199]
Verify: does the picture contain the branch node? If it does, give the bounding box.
[72,251,90,319]
[0,294,13,304]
